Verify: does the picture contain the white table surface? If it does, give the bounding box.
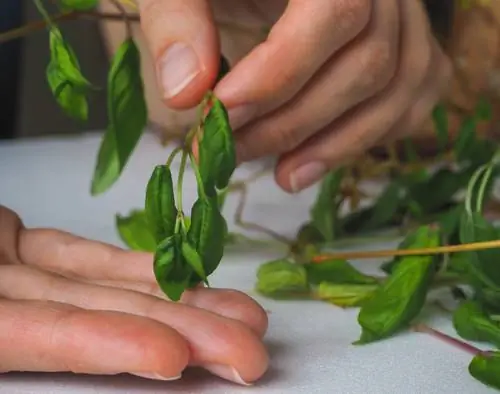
[0,131,496,394]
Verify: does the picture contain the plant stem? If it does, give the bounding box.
[412,323,486,356]
[312,239,500,263]
[111,0,133,37]
[189,153,207,200]
[166,147,182,167]
[176,150,188,215]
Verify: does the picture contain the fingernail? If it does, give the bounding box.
[203,364,252,386]
[131,372,182,381]
[227,105,257,130]
[290,161,327,193]
[158,43,201,99]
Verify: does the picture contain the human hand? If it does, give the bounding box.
[134,0,451,191]
[0,205,268,385]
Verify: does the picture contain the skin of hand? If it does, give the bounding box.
[0,205,269,385]
[127,0,451,192]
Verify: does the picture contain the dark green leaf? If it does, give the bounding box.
[153,234,193,301]
[310,169,344,242]
[455,117,477,161]
[362,182,402,231]
[199,97,236,192]
[437,204,463,241]
[144,165,177,244]
[459,211,500,289]
[217,188,228,210]
[453,300,500,347]
[91,38,147,195]
[187,196,227,277]
[477,288,500,313]
[475,96,492,121]
[402,138,420,163]
[316,282,378,308]
[115,210,156,252]
[356,225,440,344]
[256,259,309,297]
[304,259,377,285]
[469,352,500,390]
[432,104,448,150]
[380,226,427,274]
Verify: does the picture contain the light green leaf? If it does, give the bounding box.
[115,210,156,252]
[58,0,98,11]
[91,38,147,195]
[316,283,378,308]
[256,259,309,298]
[181,241,207,282]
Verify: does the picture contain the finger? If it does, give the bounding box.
[214,0,372,130]
[0,205,24,264]
[382,41,452,144]
[0,299,189,379]
[233,0,400,163]
[18,228,156,283]
[17,228,269,337]
[137,0,220,109]
[275,0,434,193]
[90,280,269,338]
[0,265,269,385]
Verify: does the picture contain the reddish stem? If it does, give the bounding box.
[412,324,488,357]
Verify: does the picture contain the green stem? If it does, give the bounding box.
[33,0,53,27]
[189,153,207,200]
[176,150,188,214]
[166,147,182,167]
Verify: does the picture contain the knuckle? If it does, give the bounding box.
[273,127,305,153]
[358,41,397,93]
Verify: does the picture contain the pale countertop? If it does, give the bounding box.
[0,131,496,394]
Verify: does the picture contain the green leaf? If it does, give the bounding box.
[91,38,147,195]
[469,352,500,391]
[256,259,309,297]
[217,188,228,210]
[58,0,97,10]
[362,182,402,231]
[153,234,192,301]
[455,117,477,161]
[46,27,91,120]
[316,282,378,308]
[304,259,377,285]
[437,204,463,241]
[187,196,227,277]
[181,241,207,282]
[310,169,344,242]
[432,104,448,150]
[453,300,500,347]
[115,210,156,252]
[475,96,492,121]
[144,165,177,244]
[356,225,440,344]
[199,97,236,192]
[459,211,500,289]
[380,226,427,274]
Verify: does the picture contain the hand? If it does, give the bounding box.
[135,0,451,192]
[0,205,268,385]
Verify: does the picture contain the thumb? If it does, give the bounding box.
[137,0,220,109]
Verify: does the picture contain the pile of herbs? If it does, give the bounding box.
[5,0,500,391]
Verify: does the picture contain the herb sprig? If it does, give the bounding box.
[4,0,500,390]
